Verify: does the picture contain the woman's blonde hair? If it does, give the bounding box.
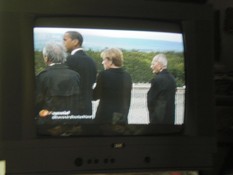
[100,48,123,67]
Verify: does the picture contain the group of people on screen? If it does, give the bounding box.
[35,31,176,125]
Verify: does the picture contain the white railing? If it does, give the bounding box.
[128,84,185,124]
[92,83,185,125]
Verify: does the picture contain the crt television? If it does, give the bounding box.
[0,0,216,174]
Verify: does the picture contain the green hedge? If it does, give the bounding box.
[34,50,185,86]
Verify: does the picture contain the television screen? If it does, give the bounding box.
[33,22,185,136]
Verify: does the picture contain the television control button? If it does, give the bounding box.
[74,158,83,167]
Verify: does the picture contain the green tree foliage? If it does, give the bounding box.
[34,50,185,87]
[165,51,185,87]
[122,50,153,83]
[34,51,44,75]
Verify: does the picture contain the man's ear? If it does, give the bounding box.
[43,56,48,64]
[73,39,79,46]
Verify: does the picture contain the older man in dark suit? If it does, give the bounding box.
[147,53,176,124]
[36,42,81,116]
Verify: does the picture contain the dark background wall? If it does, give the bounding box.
[208,0,233,69]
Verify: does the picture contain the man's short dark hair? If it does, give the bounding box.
[66,31,83,46]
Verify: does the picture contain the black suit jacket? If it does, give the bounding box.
[66,50,97,115]
[93,68,132,124]
[147,69,176,124]
[36,64,81,115]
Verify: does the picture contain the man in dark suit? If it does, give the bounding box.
[36,42,81,116]
[147,53,176,124]
[63,31,97,115]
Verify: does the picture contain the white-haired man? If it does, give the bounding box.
[147,53,176,124]
[36,42,81,117]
